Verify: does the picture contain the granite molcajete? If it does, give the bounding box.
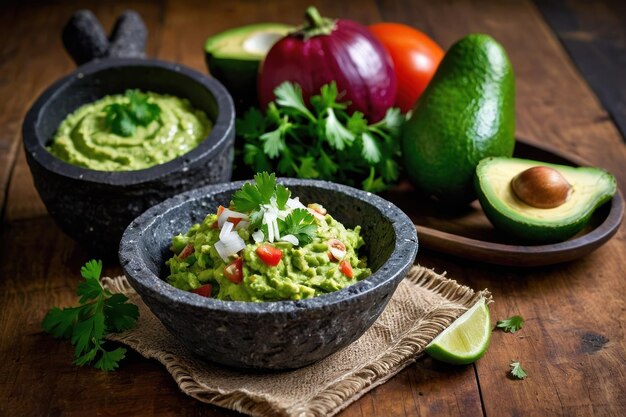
[119,179,418,370]
[22,10,235,256]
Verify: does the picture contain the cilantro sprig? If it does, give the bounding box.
[238,82,404,193]
[279,208,317,245]
[496,315,525,333]
[42,260,139,371]
[509,361,527,379]
[104,89,161,137]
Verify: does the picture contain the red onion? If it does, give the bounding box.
[258,7,397,122]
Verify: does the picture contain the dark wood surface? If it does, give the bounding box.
[535,0,626,141]
[1,1,625,416]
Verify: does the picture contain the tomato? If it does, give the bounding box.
[224,257,243,284]
[213,205,242,228]
[256,244,283,266]
[327,239,347,262]
[339,259,354,279]
[178,244,194,259]
[368,23,444,113]
[192,284,212,297]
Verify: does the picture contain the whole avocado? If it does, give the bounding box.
[401,34,515,203]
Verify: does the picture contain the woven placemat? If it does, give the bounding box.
[103,265,490,417]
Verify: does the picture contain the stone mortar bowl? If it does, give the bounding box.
[119,179,418,370]
[22,58,234,256]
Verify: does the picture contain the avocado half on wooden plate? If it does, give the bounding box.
[387,138,623,267]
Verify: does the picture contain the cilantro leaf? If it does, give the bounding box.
[232,172,292,213]
[279,208,317,245]
[325,108,355,150]
[126,89,160,126]
[42,260,139,371]
[361,132,381,164]
[510,361,527,379]
[310,82,347,112]
[103,90,161,137]
[94,347,127,372]
[274,82,315,122]
[237,107,266,139]
[496,315,525,333]
[42,306,81,339]
[362,167,387,193]
[295,157,319,178]
[259,127,284,158]
[104,104,135,137]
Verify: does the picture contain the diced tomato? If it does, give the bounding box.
[178,244,194,259]
[339,259,353,279]
[213,206,243,229]
[224,257,243,284]
[212,206,226,228]
[327,239,347,262]
[192,284,212,297]
[256,244,283,267]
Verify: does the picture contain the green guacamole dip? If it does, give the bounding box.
[48,91,212,171]
[166,204,371,302]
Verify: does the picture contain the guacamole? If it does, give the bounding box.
[166,173,371,302]
[48,91,212,171]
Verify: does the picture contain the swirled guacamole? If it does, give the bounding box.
[48,90,212,171]
[166,173,371,302]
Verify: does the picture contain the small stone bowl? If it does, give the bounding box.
[119,178,418,370]
[22,58,235,256]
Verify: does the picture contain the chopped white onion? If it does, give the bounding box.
[281,234,299,245]
[329,246,346,261]
[286,197,306,210]
[219,221,234,240]
[252,229,264,243]
[214,236,246,262]
[217,208,249,228]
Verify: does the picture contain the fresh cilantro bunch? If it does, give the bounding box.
[42,260,139,371]
[238,82,404,193]
[232,172,318,245]
[104,89,161,137]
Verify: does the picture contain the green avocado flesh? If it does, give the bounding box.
[475,157,617,243]
[401,34,515,203]
[204,23,292,105]
[166,210,370,302]
[48,92,212,171]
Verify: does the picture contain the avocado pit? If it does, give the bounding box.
[511,166,572,209]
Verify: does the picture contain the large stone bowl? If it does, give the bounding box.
[119,178,418,370]
[22,58,235,256]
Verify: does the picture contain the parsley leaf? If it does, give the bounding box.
[237,81,404,192]
[42,260,139,371]
[496,315,525,333]
[279,208,318,245]
[510,361,527,379]
[103,89,161,137]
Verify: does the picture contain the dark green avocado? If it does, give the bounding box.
[475,157,617,243]
[204,23,292,110]
[401,34,515,204]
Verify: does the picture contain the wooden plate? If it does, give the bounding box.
[386,138,624,266]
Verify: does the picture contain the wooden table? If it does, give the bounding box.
[1,1,624,416]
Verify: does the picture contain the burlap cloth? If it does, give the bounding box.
[103,265,490,417]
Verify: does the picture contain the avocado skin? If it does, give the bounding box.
[204,23,292,113]
[474,157,617,243]
[401,34,515,203]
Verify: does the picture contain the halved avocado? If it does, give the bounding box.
[204,23,293,110]
[475,157,617,243]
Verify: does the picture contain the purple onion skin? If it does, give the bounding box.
[258,19,397,122]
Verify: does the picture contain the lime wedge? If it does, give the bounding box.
[425,298,491,365]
